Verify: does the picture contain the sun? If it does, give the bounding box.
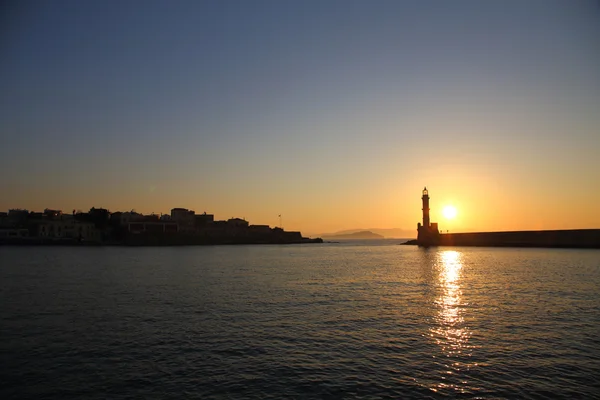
[443,205,457,219]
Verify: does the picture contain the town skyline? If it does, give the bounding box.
[2,1,599,234]
[0,206,322,245]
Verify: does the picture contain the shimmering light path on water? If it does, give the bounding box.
[1,242,599,399]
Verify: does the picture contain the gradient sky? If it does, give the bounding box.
[1,0,599,235]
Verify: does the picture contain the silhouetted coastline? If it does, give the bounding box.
[0,208,323,246]
[322,230,384,239]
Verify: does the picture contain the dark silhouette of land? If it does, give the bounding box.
[0,207,323,246]
[322,230,384,239]
[319,228,415,238]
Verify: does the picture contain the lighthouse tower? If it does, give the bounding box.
[422,187,430,228]
[417,186,439,246]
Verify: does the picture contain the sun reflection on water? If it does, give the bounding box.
[429,250,475,394]
[438,251,462,332]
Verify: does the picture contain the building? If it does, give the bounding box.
[127,221,178,234]
[7,209,29,226]
[37,220,100,241]
[0,229,29,239]
[227,218,249,228]
[171,208,195,232]
[0,212,9,228]
[110,212,123,224]
[114,211,145,226]
[417,187,440,246]
[43,209,62,219]
[171,208,194,220]
[195,212,214,227]
[144,214,160,222]
[8,209,28,218]
[249,225,272,234]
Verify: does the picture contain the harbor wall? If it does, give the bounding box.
[437,229,600,249]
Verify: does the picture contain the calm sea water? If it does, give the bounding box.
[1,241,599,399]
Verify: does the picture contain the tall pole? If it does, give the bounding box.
[279,214,282,229]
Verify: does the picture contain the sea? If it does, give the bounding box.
[1,240,599,399]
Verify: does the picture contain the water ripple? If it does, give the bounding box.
[1,245,599,399]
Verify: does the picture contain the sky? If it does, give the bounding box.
[1,0,599,235]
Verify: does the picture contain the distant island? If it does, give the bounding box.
[318,228,415,239]
[322,230,384,239]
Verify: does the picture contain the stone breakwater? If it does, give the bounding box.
[403,229,600,249]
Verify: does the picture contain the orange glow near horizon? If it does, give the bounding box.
[2,171,600,236]
[4,180,600,236]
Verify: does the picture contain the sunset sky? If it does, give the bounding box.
[1,0,599,235]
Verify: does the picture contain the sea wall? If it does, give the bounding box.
[437,229,600,249]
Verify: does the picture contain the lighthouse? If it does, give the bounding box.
[417,186,439,246]
[422,187,430,228]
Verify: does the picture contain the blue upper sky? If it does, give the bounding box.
[1,0,599,232]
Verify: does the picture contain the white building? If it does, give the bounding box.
[37,220,100,241]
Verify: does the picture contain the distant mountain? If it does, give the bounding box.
[318,228,416,239]
[322,230,384,239]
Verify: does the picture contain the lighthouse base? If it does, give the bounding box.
[417,224,440,247]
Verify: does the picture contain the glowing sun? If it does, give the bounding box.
[443,205,457,219]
